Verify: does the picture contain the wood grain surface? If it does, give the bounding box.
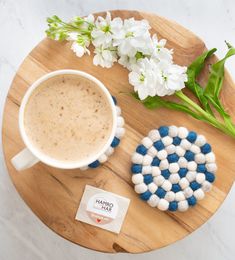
[2,10,235,253]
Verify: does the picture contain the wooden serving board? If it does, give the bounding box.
[2,10,235,253]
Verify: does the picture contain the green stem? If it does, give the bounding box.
[175,91,235,138]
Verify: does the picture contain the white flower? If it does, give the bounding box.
[118,55,137,70]
[67,32,79,41]
[150,34,173,62]
[91,12,123,47]
[129,58,187,99]
[93,45,117,68]
[71,41,90,57]
[157,61,187,95]
[113,18,152,57]
[129,58,158,100]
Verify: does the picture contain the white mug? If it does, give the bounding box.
[11,70,117,171]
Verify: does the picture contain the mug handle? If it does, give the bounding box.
[11,148,39,171]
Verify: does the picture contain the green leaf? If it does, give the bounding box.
[186,48,217,114]
[187,48,217,80]
[204,46,235,98]
[131,93,202,120]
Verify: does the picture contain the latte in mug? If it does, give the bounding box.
[23,74,113,163]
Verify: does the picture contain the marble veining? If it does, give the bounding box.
[0,0,235,259]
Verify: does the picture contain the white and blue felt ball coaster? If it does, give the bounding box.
[131,126,217,212]
[80,96,125,170]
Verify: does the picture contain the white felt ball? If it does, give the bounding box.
[196,173,206,184]
[142,154,153,166]
[206,163,217,172]
[178,127,189,139]
[147,146,158,157]
[148,182,158,193]
[157,199,169,211]
[169,173,180,184]
[184,187,194,198]
[152,166,161,177]
[154,175,165,186]
[205,152,216,163]
[116,106,121,116]
[202,181,212,192]
[134,183,147,194]
[179,177,189,189]
[147,194,160,207]
[80,166,88,171]
[132,174,144,184]
[159,159,169,170]
[169,163,180,173]
[142,166,152,175]
[115,127,125,138]
[186,171,197,182]
[98,154,108,163]
[142,137,153,149]
[175,191,185,201]
[187,161,197,171]
[157,149,168,160]
[194,188,205,200]
[190,144,201,154]
[195,135,206,147]
[105,147,114,156]
[165,144,176,154]
[178,200,189,212]
[165,191,175,202]
[148,129,160,142]
[117,116,125,127]
[162,136,173,146]
[195,153,206,164]
[180,139,192,150]
[175,146,186,157]
[169,125,178,137]
[178,157,188,168]
[161,180,172,191]
[132,152,144,164]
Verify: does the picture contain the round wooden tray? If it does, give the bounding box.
[2,10,235,253]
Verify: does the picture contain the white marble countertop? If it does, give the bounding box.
[1,0,235,259]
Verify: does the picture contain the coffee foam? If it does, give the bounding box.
[24,74,113,163]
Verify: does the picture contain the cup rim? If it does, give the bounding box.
[19,69,117,169]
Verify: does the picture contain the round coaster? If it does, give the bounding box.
[80,96,125,170]
[131,126,217,212]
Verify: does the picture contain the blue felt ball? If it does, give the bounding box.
[89,160,100,168]
[173,136,181,146]
[184,151,195,161]
[187,131,197,143]
[201,143,212,154]
[131,164,142,173]
[159,126,169,137]
[167,153,179,163]
[197,164,206,173]
[136,144,148,155]
[155,187,167,198]
[112,96,117,105]
[111,137,120,148]
[153,140,165,151]
[172,184,181,192]
[179,168,188,178]
[151,157,160,166]
[187,195,197,206]
[140,190,152,201]
[205,171,215,183]
[190,181,201,191]
[161,169,170,179]
[169,201,178,211]
[144,174,153,185]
